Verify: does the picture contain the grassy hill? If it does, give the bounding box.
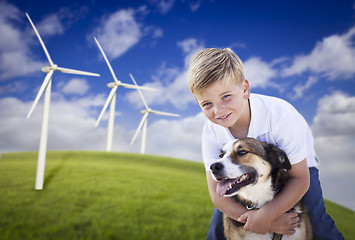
[0,151,354,240]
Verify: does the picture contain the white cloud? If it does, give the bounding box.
[57,6,89,28]
[91,7,162,60]
[188,0,202,12]
[58,78,90,95]
[0,81,27,95]
[0,93,107,152]
[178,38,205,67]
[126,38,204,110]
[32,6,88,37]
[127,69,193,110]
[0,3,89,81]
[35,14,64,37]
[312,91,355,137]
[282,26,355,80]
[311,91,355,210]
[243,57,277,88]
[92,9,142,60]
[0,51,44,80]
[316,92,355,113]
[178,38,200,55]
[0,1,20,21]
[315,134,355,211]
[234,25,355,95]
[136,112,206,161]
[0,91,205,162]
[142,25,163,47]
[32,14,64,37]
[151,27,163,38]
[0,97,35,150]
[0,2,44,80]
[149,0,176,14]
[290,76,318,100]
[149,0,201,14]
[0,2,22,51]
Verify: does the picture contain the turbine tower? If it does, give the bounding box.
[26,13,100,190]
[130,74,179,154]
[93,37,156,152]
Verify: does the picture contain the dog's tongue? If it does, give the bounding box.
[216,179,237,196]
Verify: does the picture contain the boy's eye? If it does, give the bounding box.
[202,102,212,108]
[222,94,231,100]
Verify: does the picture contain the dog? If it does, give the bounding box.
[210,138,312,240]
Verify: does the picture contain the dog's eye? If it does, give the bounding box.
[218,151,225,158]
[237,150,248,156]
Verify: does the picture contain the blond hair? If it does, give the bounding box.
[188,48,245,95]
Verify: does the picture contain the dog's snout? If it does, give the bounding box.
[210,162,224,173]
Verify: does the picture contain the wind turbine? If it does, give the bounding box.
[93,37,156,152]
[129,73,179,154]
[25,13,100,190]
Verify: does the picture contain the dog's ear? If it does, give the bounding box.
[262,143,291,170]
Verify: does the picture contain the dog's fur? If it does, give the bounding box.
[210,138,312,240]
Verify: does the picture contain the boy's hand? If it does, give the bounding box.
[238,209,271,234]
[238,210,299,235]
[270,212,299,235]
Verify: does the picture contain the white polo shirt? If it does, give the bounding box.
[202,93,318,171]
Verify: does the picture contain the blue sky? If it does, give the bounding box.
[1,0,355,210]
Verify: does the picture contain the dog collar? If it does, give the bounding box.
[272,233,283,240]
[245,203,257,210]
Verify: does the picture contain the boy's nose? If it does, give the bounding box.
[214,103,224,115]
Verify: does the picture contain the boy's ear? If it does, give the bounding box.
[242,79,250,99]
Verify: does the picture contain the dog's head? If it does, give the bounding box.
[210,138,291,197]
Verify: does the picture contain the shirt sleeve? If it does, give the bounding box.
[202,122,222,171]
[273,112,310,165]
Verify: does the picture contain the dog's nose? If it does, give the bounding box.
[210,162,224,173]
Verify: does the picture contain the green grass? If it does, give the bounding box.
[0,151,354,240]
[324,200,355,239]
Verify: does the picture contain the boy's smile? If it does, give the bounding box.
[195,79,251,135]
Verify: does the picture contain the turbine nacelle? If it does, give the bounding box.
[41,65,58,73]
[140,109,152,114]
[107,82,121,88]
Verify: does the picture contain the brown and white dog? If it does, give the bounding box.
[210,138,312,240]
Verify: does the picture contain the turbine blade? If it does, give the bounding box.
[150,110,180,117]
[56,67,100,77]
[129,74,149,110]
[94,37,119,82]
[26,70,54,119]
[130,113,149,145]
[95,86,118,127]
[26,13,54,66]
[120,82,157,91]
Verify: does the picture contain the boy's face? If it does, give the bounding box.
[194,79,250,129]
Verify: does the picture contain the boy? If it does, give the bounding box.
[188,48,344,240]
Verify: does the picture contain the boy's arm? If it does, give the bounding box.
[239,159,310,234]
